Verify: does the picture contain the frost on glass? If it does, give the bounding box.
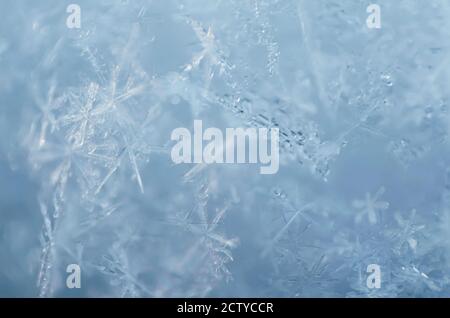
[1,0,450,297]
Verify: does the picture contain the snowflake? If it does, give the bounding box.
[352,187,389,225]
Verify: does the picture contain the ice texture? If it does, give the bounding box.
[1,0,450,297]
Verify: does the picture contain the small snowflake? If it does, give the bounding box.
[392,209,425,254]
[352,187,389,224]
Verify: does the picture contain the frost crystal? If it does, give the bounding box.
[1,0,450,298]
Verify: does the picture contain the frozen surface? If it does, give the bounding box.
[1,0,450,297]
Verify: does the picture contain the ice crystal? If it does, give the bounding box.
[2,0,450,298]
[352,187,390,225]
